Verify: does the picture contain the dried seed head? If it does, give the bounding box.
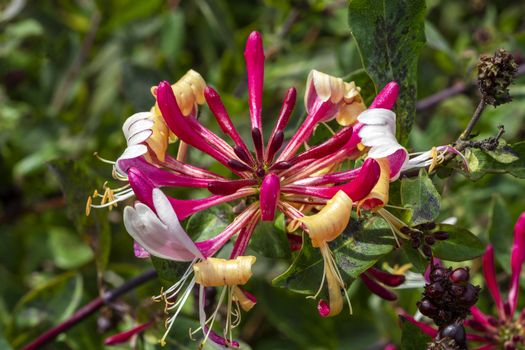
[477,49,518,106]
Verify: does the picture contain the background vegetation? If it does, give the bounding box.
[1,0,524,349]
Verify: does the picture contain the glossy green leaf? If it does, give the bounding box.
[272,217,395,294]
[400,170,441,225]
[348,0,426,143]
[432,224,485,262]
[465,141,525,180]
[248,215,291,259]
[488,195,513,272]
[48,160,111,277]
[400,316,432,350]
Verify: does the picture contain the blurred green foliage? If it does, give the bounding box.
[1,0,525,349]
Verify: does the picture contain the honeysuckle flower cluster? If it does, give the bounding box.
[404,213,525,350]
[88,31,462,347]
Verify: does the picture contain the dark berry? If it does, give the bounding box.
[411,237,421,249]
[504,341,516,350]
[439,324,466,346]
[451,285,465,296]
[450,268,470,283]
[418,299,438,317]
[422,244,433,257]
[430,267,447,282]
[400,226,412,234]
[426,282,445,298]
[416,222,436,231]
[424,235,436,246]
[459,284,479,306]
[433,231,449,240]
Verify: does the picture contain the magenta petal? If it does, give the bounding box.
[156,81,231,167]
[128,167,155,209]
[291,167,361,186]
[204,326,239,348]
[104,322,152,345]
[169,191,253,221]
[330,158,381,200]
[267,87,297,160]
[205,86,253,163]
[469,306,496,331]
[237,287,257,304]
[366,267,405,287]
[399,313,438,338]
[281,158,380,200]
[360,273,397,301]
[287,234,303,251]
[289,126,353,165]
[509,212,525,315]
[244,31,265,131]
[317,299,330,317]
[208,178,257,195]
[482,245,505,319]
[133,241,150,258]
[260,173,280,221]
[276,102,333,162]
[119,158,210,189]
[230,214,259,258]
[369,82,399,110]
[196,204,259,257]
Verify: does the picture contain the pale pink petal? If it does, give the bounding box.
[152,189,204,259]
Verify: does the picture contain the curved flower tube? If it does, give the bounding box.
[360,267,405,301]
[297,191,354,317]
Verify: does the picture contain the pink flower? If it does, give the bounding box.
[118,31,400,262]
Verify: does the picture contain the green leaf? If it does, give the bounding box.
[256,283,337,349]
[488,195,513,272]
[424,21,456,61]
[348,0,426,143]
[13,272,83,329]
[432,224,485,262]
[400,316,432,350]
[272,217,395,294]
[151,257,190,286]
[48,227,94,269]
[465,141,525,180]
[184,203,234,242]
[402,242,428,274]
[248,215,291,259]
[400,170,441,225]
[48,160,111,277]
